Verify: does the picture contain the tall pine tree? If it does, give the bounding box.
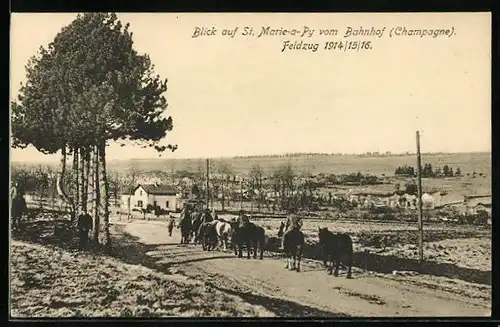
[11,13,177,248]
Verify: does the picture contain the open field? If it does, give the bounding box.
[111,151,490,196]
[106,152,491,176]
[13,152,491,177]
[10,214,490,317]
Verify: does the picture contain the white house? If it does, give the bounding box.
[121,184,179,212]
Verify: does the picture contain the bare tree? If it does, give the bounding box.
[126,166,138,220]
[217,162,232,211]
[273,163,296,213]
[249,164,264,213]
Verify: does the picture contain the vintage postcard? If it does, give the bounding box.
[9,12,491,318]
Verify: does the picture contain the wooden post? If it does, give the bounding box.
[240,179,244,211]
[206,159,210,211]
[416,131,424,263]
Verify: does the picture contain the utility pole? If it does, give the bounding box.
[206,159,210,211]
[240,178,244,211]
[416,131,424,263]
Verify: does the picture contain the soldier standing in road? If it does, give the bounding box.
[77,211,93,250]
[280,213,303,250]
[166,213,175,236]
[11,185,28,231]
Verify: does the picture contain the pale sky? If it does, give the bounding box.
[10,13,491,162]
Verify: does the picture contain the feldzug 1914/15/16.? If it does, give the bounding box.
[324,41,372,51]
[281,40,373,53]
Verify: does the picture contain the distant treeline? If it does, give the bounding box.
[232,151,486,160]
[324,172,381,185]
[395,164,462,177]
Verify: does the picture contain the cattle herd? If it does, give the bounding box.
[169,206,354,278]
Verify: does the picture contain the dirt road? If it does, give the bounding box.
[120,220,490,317]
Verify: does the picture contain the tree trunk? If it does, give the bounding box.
[221,180,225,211]
[98,141,111,248]
[127,171,136,220]
[86,147,93,215]
[80,147,88,213]
[56,146,74,218]
[51,174,56,211]
[73,148,80,215]
[92,145,100,243]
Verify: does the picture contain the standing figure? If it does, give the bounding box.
[77,211,93,250]
[166,214,175,237]
[237,210,250,227]
[280,213,303,250]
[195,208,213,240]
[179,205,193,244]
[11,185,28,231]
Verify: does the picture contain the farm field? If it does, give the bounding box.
[105,152,491,176]
[108,151,490,196]
[13,152,491,178]
[320,175,491,196]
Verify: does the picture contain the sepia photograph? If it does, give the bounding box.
[9,12,491,318]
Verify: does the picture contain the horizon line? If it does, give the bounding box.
[10,150,491,164]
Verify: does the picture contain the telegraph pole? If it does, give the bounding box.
[240,178,244,211]
[416,131,424,263]
[206,159,210,211]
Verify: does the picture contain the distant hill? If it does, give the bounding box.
[11,152,491,176]
[13,152,490,177]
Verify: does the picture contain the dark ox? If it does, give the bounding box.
[199,222,218,251]
[192,209,214,244]
[282,228,305,272]
[230,220,266,260]
[179,210,193,244]
[318,227,353,279]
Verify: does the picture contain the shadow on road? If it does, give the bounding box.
[206,281,349,317]
[171,255,235,266]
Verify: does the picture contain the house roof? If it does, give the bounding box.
[134,184,177,195]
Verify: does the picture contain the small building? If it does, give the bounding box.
[121,184,179,212]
